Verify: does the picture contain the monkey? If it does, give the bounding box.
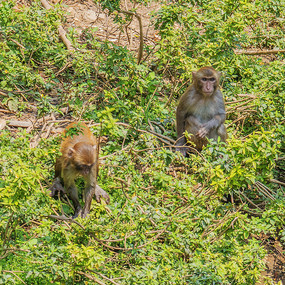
[176,66,227,156]
[49,122,110,218]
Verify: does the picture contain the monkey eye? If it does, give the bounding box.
[209,77,215,82]
[75,164,84,171]
[201,78,207,82]
[75,163,93,174]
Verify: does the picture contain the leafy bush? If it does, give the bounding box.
[0,0,284,284]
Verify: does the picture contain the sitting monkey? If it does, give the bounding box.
[176,66,227,156]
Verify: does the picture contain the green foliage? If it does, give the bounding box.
[0,132,272,284]
[0,1,66,91]
[208,129,278,194]
[153,0,285,81]
[0,0,284,284]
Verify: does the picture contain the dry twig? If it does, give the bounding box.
[254,181,275,201]
[2,271,26,285]
[76,271,106,285]
[269,179,285,187]
[235,49,285,55]
[87,270,121,285]
[7,120,33,128]
[40,0,74,51]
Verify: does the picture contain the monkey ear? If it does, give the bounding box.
[67,147,75,158]
[192,71,197,80]
[217,71,222,79]
[93,144,99,152]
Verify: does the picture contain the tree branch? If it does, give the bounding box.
[121,10,143,64]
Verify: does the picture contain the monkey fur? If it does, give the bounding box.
[176,66,227,156]
[50,122,110,218]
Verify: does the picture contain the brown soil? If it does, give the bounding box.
[259,236,285,284]
[57,0,160,55]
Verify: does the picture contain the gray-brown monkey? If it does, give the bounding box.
[176,66,227,156]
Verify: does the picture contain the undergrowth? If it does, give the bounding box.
[0,0,284,284]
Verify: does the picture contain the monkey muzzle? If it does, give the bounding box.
[203,91,213,97]
[75,164,92,177]
[81,168,90,176]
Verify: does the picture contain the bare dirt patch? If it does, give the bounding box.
[59,0,160,55]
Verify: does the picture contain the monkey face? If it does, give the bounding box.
[75,163,93,176]
[192,66,221,97]
[200,77,217,96]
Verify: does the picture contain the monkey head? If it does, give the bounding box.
[193,66,222,97]
[67,142,96,177]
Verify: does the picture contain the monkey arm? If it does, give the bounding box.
[94,185,110,204]
[205,113,225,129]
[185,115,202,129]
[197,113,226,138]
[176,114,201,156]
[54,158,62,178]
[81,185,110,218]
[81,164,110,218]
[176,87,199,140]
[176,111,186,142]
[62,170,82,218]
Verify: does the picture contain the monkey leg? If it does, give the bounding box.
[175,136,189,156]
[81,185,110,218]
[65,184,82,218]
[207,124,227,143]
[176,116,203,155]
[81,184,95,218]
[217,124,227,142]
[185,118,207,151]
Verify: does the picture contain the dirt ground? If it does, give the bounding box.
[55,0,160,54]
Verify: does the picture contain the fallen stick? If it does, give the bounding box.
[40,0,74,51]
[269,179,285,187]
[235,49,285,55]
[8,120,32,128]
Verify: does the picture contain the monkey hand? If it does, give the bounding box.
[197,126,209,138]
[49,177,65,197]
[95,186,110,204]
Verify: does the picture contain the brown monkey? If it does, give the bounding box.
[49,122,110,218]
[176,66,227,156]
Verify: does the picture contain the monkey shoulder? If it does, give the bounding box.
[177,86,197,111]
[214,90,226,113]
[184,84,196,98]
[215,89,225,100]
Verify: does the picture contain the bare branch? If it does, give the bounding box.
[121,10,143,64]
[40,0,74,51]
[235,49,285,55]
